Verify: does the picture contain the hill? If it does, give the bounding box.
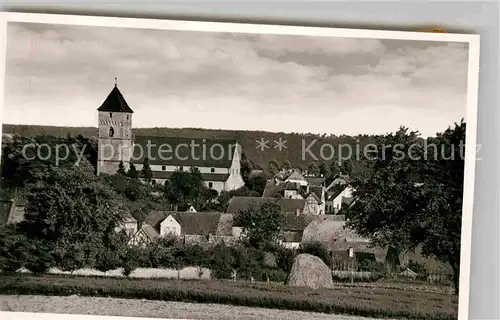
[2,124,378,170]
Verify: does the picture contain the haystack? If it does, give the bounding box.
[286,254,333,289]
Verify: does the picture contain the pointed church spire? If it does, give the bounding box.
[97,79,134,113]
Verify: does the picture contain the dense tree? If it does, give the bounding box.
[117,160,126,175]
[346,122,466,294]
[307,162,320,176]
[17,159,127,271]
[140,157,153,184]
[0,224,30,271]
[268,160,280,175]
[340,159,354,176]
[1,135,91,190]
[234,201,284,250]
[240,152,253,183]
[318,162,330,178]
[246,174,267,196]
[163,167,207,211]
[127,163,139,179]
[282,160,292,172]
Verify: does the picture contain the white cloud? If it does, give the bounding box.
[3,22,470,137]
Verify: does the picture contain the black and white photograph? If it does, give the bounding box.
[0,12,479,320]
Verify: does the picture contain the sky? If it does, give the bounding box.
[3,22,470,137]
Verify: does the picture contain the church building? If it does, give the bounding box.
[96,80,245,194]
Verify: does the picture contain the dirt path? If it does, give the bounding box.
[0,294,389,320]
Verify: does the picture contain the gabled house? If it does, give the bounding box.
[283,169,308,186]
[325,175,355,214]
[261,168,326,215]
[326,174,351,191]
[278,214,316,249]
[305,176,326,187]
[142,210,227,245]
[129,224,160,247]
[326,185,354,214]
[115,214,138,238]
[302,192,322,215]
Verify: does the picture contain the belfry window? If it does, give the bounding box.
[109,127,115,137]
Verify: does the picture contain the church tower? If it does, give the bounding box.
[97,78,134,175]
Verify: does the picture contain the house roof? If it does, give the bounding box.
[285,169,306,182]
[308,185,324,199]
[97,85,134,113]
[141,224,160,241]
[144,211,172,230]
[226,197,278,214]
[342,197,355,206]
[281,198,306,214]
[172,212,222,236]
[303,192,322,204]
[131,136,239,167]
[283,213,314,231]
[262,180,281,197]
[305,177,326,186]
[326,174,351,191]
[250,169,265,176]
[282,230,303,243]
[150,171,230,182]
[326,185,349,201]
[145,210,223,236]
[302,219,369,244]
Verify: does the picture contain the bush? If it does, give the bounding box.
[358,260,384,273]
[298,242,332,267]
[406,260,429,280]
[211,244,236,279]
[121,246,143,276]
[24,239,53,274]
[275,246,297,273]
[0,224,29,272]
[95,249,122,272]
[331,270,384,282]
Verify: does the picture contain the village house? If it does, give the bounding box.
[128,224,160,247]
[115,214,139,238]
[96,81,245,194]
[131,210,235,246]
[278,214,316,249]
[325,174,355,214]
[262,168,326,215]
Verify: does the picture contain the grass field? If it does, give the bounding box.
[0,274,457,320]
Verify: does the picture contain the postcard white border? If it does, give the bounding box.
[0,11,480,320]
